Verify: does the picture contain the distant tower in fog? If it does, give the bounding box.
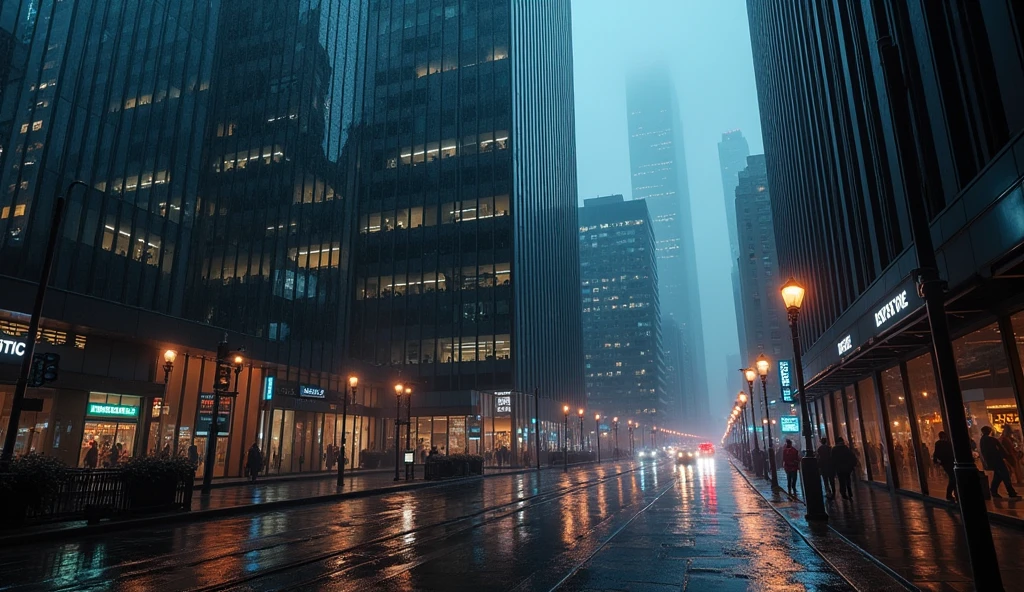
[625,64,708,430]
[718,130,750,362]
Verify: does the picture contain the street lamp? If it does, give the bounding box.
[737,392,750,469]
[613,417,620,459]
[577,408,585,453]
[563,405,570,472]
[338,376,357,486]
[781,277,827,521]
[743,368,766,479]
[627,420,635,456]
[394,383,403,481]
[757,353,779,489]
[405,386,413,480]
[595,414,601,463]
[155,350,176,454]
[652,426,657,449]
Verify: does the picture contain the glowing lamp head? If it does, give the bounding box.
[395,383,403,395]
[613,416,619,423]
[163,349,177,364]
[404,387,412,395]
[348,376,358,388]
[739,392,748,404]
[756,353,769,377]
[233,354,244,366]
[563,405,570,414]
[781,277,806,310]
[744,368,756,383]
[595,414,600,421]
[578,408,584,417]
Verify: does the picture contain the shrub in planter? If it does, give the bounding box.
[121,455,193,511]
[0,454,67,525]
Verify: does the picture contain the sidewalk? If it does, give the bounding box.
[731,457,1024,592]
[0,460,603,547]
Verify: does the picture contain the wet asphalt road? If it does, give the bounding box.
[0,458,851,591]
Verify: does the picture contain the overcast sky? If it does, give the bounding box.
[571,0,763,420]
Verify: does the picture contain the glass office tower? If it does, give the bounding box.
[352,0,583,426]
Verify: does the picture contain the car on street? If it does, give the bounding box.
[698,442,715,456]
[675,449,698,465]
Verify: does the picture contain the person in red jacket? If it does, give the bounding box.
[782,439,801,496]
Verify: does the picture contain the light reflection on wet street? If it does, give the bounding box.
[0,459,851,591]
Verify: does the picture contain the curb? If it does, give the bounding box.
[728,458,918,592]
[0,461,620,547]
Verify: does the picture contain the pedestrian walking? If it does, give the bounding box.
[980,425,1021,499]
[817,437,835,500]
[160,444,171,458]
[108,442,121,467]
[782,439,801,496]
[932,431,956,501]
[187,443,200,469]
[83,440,98,469]
[832,437,856,500]
[999,428,1022,485]
[245,442,264,483]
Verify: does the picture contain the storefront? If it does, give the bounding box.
[79,394,144,466]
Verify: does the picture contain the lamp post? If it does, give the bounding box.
[781,278,827,521]
[652,426,658,449]
[338,376,357,486]
[562,405,569,472]
[744,368,766,479]
[405,386,413,480]
[202,338,237,494]
[577,408,585,453]
[738,393,750,469]
[613,417,620,459]
[394,383,403,481]
[757,354,779,489]
[742,385,762,477]
[595,414,601,463]
[155,350,176,454]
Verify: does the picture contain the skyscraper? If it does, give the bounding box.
[579,195,665,424]
[626,65,708,429]
[734,154,792,376]
[350,0,584,446]
[747,0,1024,502]
[717,130,750,362]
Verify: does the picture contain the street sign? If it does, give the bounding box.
[780,416,800,433]
[197,393,232,436]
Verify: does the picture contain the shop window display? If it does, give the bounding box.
[907,354,947,497]
[842,386,867,479]
[957,321,1023,487]
[881,365,919,492]
[858,377,887,484]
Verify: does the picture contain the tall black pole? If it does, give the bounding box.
[563,413,568,472]
[613,421,619,459]
[338,382,351,487]
[877,37,1001,590]
[405,390,412,480]
[596,417,601,463]
[578,414,584,453]
[202,338,231,495]
[1,182,86,463]
[789,311,827,521]
[394,394,401,481]
[761,377,779,489]
[534,389,541,471]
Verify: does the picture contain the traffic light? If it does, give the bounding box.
[28,352,60,387]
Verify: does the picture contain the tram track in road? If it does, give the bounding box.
[6,464,632,592]
[194,461,669,592]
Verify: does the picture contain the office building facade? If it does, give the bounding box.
[733,154,794,433]
[717,129,750,362]
[625,65,708,429]
[350,0,583,458]
[748,0,1024,509]
[579,195,665,425]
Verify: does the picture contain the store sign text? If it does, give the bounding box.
[495,395,511,414]
[875,290,910,329]
[87,403,139,418]
[780,416,800,433]
[0,339,27,357]
[299,384,326,398]
[837,335,853,356]
[778,360,792,388]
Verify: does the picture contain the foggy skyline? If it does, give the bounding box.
[572,0,764,421]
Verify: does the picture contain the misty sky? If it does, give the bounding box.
[571,0,763,420]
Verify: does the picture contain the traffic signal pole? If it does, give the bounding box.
[1,182,86,464]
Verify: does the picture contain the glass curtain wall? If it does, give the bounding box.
[844,386,866,480]
[881,365,920,492]
[955,322,1023,487]
[906,354,946,496]
[858,377,887,483]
